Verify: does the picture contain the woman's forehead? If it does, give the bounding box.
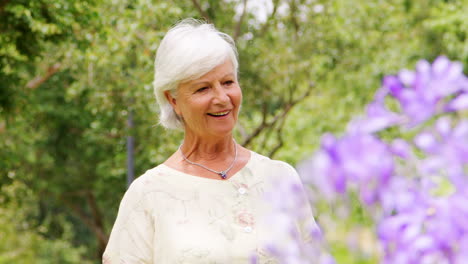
[184,60,236,85]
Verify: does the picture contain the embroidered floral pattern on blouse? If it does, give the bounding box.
[102,152,315,264]
[236,210,255,227]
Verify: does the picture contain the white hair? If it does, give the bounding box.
[153,18,239,130]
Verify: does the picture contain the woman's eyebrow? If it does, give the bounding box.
[190,81,210,88]
[191,73,235,86]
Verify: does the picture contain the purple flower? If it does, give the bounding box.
[382,56,468,126]
[302,132,394,205]
[348,100,403,133]
[379,177,425,215]
[415,117,468,189]
[446,93,468,111]
[269,56,468,264]
[390,138,412,159]
[262,172,336,264]
[379,192,468,263]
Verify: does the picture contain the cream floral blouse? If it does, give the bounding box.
[103,151,315,264]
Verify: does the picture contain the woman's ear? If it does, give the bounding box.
[164,90,180,115]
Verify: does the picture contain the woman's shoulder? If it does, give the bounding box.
[248,151,298,176]
[247,151,306,197]
[124,165,176,196]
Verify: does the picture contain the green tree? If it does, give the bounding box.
[1,0,466,262]
[0,0,99,114]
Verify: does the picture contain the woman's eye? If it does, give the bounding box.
[195,87,208,93]
[224,80,234,86]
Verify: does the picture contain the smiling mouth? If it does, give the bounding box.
[207,110,230,117]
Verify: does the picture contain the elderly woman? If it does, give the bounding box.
[103,19,315,263]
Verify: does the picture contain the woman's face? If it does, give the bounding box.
[165,60,242,138]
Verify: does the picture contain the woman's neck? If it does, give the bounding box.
[180,133,235,162]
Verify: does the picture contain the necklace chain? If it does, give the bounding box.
[179,139,237,179]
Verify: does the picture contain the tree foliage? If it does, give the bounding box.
[0,0,99,113]
[1,0,466,262]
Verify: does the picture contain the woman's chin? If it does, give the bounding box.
[211,127,235,136]
[206,123,236,137]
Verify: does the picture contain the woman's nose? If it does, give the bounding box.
[212,83,229,103]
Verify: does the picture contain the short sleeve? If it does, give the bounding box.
[258,158,319,248]
[275,161,318,242]
[103,176,154,264]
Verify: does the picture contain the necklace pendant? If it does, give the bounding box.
[179,139,237,181]
[219,171,227,179]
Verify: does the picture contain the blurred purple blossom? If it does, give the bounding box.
[352,56,468,132]
[318,57,467,263]
[300,132,394,205]
[265,56,468,264]
[261,175,335,264]
[387,56,467,125]
[379,192,468,264]
[414,117,468,190]
[348,100,403,133]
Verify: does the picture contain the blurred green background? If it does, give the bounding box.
[1,0,467,263]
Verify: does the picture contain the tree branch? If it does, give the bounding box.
[190,0,212,23]
[233,0,248,42]
[86,191,107,256]
[289,0,300,40]
[268,115,286,158]
[26,63,62,89]
[258,0,280,36]
[0,0,10,13]
[0,120,5,133]
[35,187,108,258]
[236,122,248,139]
[241,100,268,147]
[61,194,109,253]
[241,83,314,148]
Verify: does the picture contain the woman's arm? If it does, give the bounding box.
[103,175,154,264]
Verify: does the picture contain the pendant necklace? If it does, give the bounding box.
[179,139,237,179]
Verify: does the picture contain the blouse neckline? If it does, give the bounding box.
[158,151,256,183]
